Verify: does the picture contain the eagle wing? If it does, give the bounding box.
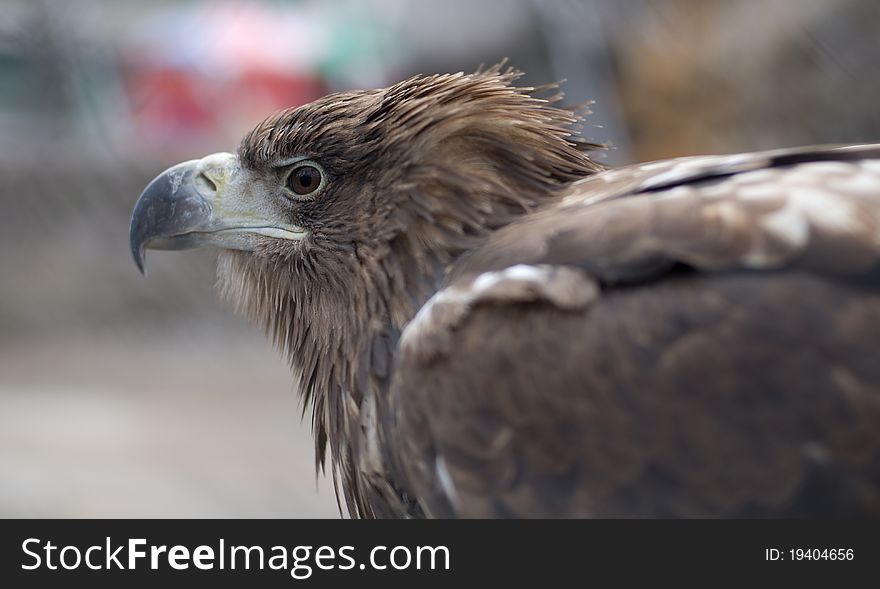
[391,144,880,517]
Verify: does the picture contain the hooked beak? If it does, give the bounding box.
[129,152,306,274]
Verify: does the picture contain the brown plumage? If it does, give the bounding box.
[130,65,880,518]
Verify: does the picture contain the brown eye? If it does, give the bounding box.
[286,164,323,196]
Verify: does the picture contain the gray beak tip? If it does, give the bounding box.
[132,248,147,276]
[130,218,146,276]
[129,192,151,276]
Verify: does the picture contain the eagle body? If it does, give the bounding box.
[395,150,880,517]
[130,67,880,518]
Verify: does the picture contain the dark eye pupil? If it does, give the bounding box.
[289,165,321,195]
[298,169,314,187]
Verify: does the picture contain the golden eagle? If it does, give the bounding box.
[130,66,880,518]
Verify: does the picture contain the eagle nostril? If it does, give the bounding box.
[194,171,218,196]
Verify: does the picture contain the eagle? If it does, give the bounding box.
[130,65,880,518]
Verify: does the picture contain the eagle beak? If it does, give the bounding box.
[130,152,306,274]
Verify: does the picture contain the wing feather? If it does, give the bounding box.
[391,145,880,517]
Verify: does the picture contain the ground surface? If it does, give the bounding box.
[0,326,338,518]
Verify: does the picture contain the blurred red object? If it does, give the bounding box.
[121,1,329,158]
[126,65,326,155]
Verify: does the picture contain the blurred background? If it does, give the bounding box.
[1,0,878,517]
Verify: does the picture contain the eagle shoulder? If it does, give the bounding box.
[398,264,598,364]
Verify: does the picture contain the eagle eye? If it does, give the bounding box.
[285,163,325,197]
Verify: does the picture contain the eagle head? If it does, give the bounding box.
[129,66,599,467]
